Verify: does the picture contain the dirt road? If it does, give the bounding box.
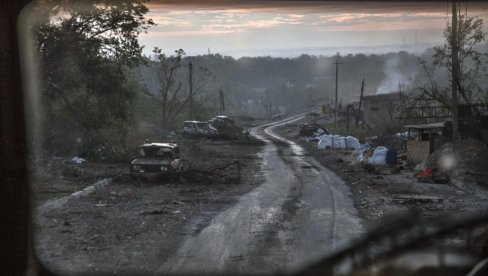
[35,114,364,275]
[157,114,364,274]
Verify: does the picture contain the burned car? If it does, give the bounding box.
[130,143,189,180]
[208,115,248,139]
[182,120,217,138]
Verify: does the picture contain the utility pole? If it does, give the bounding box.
[357,78,365,128]
[189,61,193,120]
[333,52,343,128]
[219,89,225,114]
[451,1,460,142]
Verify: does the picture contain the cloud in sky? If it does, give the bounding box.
[140,1,488,57]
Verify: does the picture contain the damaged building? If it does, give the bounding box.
[361,92,403,128]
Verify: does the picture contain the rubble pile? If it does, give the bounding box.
[425,138,488,187]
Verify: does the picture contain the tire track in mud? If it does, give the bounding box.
[156,113,363,275]
[262,114,339,251]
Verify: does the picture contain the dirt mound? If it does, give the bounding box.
[425,138,488,187]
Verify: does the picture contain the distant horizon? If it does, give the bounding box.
[139,1,488,59]
[145,42,442,59]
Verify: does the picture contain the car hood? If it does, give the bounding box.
[130,159,172,166]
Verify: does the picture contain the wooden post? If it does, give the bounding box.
[333,52,343,129]
[219,89,225,114]
[357,78,365,128]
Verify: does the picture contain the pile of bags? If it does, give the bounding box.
[306,128,329,142]
[317,135,360,150]
[316,133,397,166]
[352,145,395,166]
[368,146,388,165]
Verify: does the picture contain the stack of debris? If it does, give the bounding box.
[419,138,488,187]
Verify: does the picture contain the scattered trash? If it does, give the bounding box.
[393,195,443,204]
[316,128,327,135]
[414,160,427,172]
[352,144,370,162]
[299,123,323,137]
[415,167,433,178]
[394,132,417,139]
[365,136,378,144]
[71,156,86,164]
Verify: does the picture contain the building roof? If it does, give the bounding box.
[140,143,178,148]
[403,122,448,129]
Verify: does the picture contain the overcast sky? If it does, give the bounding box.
[139,1,488,58]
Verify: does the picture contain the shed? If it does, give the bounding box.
[403,121,451,163]
[362,93,402,128]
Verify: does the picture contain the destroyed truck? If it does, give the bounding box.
[208,115,248,140]
[130,143,190,180]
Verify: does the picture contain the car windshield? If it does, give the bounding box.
[21,0,488,275]
[139,146,173,159]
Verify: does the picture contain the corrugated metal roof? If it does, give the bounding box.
[403,122,447,129]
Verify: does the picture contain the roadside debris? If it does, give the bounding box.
[393,195,443,204]
[421,137,488,187]
[299,123,327,137]
[71,156,86,164]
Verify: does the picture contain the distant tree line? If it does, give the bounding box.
[32,0,488,161]
[135,50,421,120]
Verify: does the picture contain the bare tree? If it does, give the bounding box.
[414,7,487,109]
[148,47,212,133]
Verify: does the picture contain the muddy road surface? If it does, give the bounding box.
[35,114,364,275]
[157,114,364,275]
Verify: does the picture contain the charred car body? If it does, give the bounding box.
[182,120,217,138]
[208,115,248,139]
[130,143,189,180]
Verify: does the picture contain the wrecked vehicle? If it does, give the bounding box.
[299,123,327,137]
[130,143,189,180]
[208,115,248,139]
[182,120,217,138]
